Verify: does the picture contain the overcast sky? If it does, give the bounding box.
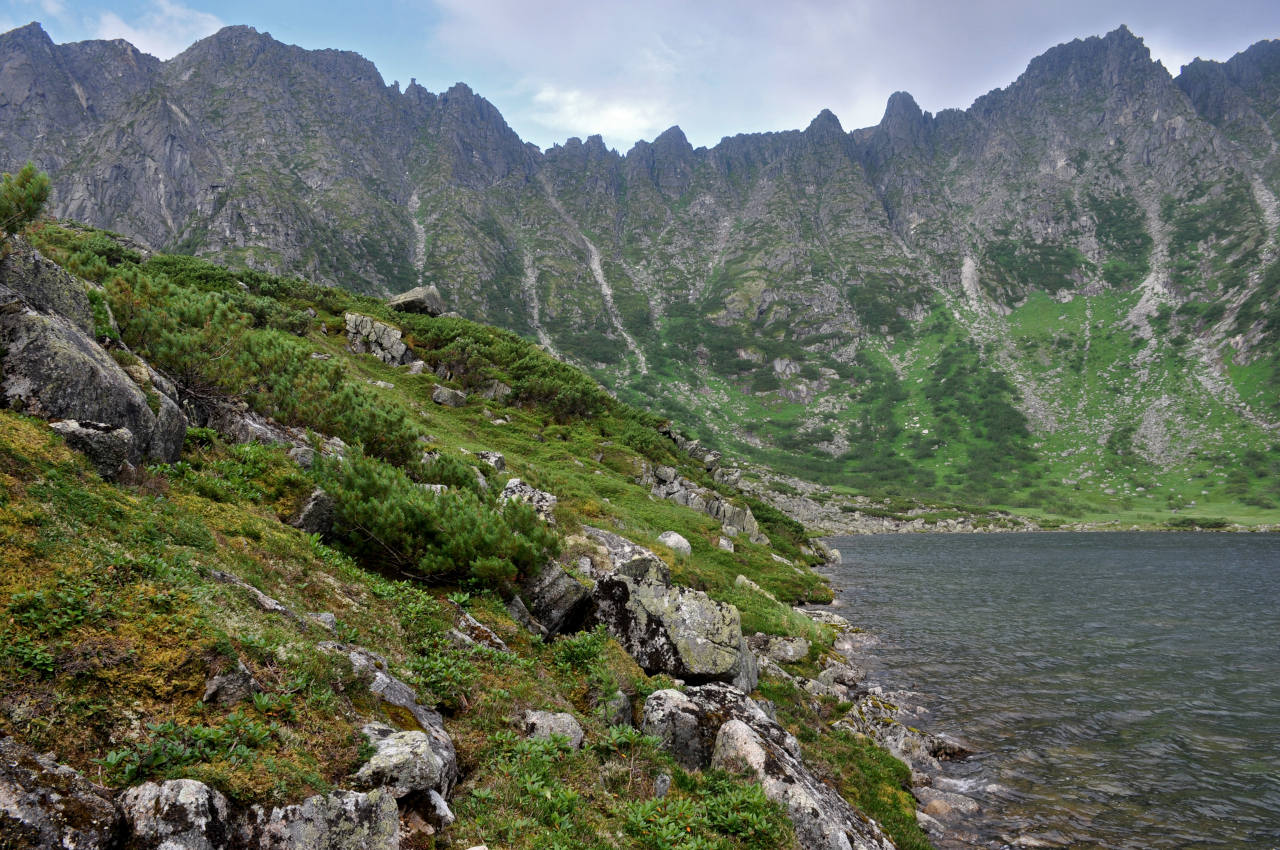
[4,0,1280,151]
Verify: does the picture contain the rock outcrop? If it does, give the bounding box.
[592,573,757,692]
[0,242,186,471]
[0,735,121,850]
[516,560,592,636]
[641,684,896,850]
[650,465,768,544]
[120,779,232,850]
[344,313,414,366]
[387,284,446,316]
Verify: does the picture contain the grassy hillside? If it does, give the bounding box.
[0,222,929,850]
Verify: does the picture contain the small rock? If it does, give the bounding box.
[654,773,672,799]
[356,722,444,798]
[657,531,691,557]
[406,360,427,374]
[288,446,316,468]
[49,419,134,480]
[718,536,735,552]
[501,478,557,524]
[307,612,338,632]
[520,710,585,749]
[476,450,505,470]
[290,488,335,536]
[432,385,467,407]
[599,689,633,727]
[203,660,258,706]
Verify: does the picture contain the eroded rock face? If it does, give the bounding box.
[431,385,467,407]
[592,575,757,691]
[120,779,232,850]
[0,736,120,850]
[49,419,134,480]
[0,282,186,465]
[0,235,95,334]
[319,643,458,796]
[344,312,414,365]
[387,284,446,316]
[501,478,557,524]
[582,526,670,583]
[517,560,592,636]
[650,472,768,545]
[245,790,399,850]
[290,488,335,536]
[641,684,895,850]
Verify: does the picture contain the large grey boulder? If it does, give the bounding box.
[0,283,185,465]
[0,235,94,334]
[387,284,446,316]
[657,531,691,557]
[518,561,592,636]
[343,312,414,365]
[641,683,797,772]
[244,790,399,850]
[0,735,120,850]
[592,575,757,691]
[582,526,670,583]
[431,385,467,407]
[120,779,232,850]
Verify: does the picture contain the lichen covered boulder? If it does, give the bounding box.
[0,736,120,850]
[592,575,757,691]
[120,779,232,850]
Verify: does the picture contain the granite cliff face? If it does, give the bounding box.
[5,21,1280,509]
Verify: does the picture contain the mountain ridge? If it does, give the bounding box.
[4,20,1280,520]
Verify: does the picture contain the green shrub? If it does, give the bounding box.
[315,449,559,586]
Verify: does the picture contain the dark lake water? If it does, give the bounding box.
[825,532,1280,850]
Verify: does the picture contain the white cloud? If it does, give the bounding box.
[530,86,669,147]
[93,0,222,59]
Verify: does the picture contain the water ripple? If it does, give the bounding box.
[828,532,1280,850]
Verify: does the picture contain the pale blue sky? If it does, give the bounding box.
[4,0,1280,151]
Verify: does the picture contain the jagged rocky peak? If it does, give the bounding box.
[432,81,539,187]
[805,108,845,136]
[877,91,932,145]
[625,125,696,196]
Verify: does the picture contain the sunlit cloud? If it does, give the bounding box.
[93,0,221,59]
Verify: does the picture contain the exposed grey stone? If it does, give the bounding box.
[388,284,446,316]
[49,419,133,480]
[657,530,691,557]
[582,526,670,583]
[288,446,316,468]
[203,660,258,706]
[0,235,94,334]
[718,536,735,552]
[0,735,120,850]
[650,472,768,545]
[290,488,335,536]
[506,594,547,637]
[356,722,444,798]
[0,282,185,464]
[501,478,557,523]
[244,790,399,850]
[317,643,457,795]
[475,450,505,470]
[343,312,413,365]
[735,575,780,604]
[653,773,672,799]
[519,561,592,636]
[642,683,894,850]
[307,612,338,632]
[747,632,810,664]
[520,710,585,749]
[592,575,757,691]
[431,385,467,407]
[120,779,231,850]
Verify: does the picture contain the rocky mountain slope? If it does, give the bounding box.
[4,22,1280,520]
[2,221,967,849]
